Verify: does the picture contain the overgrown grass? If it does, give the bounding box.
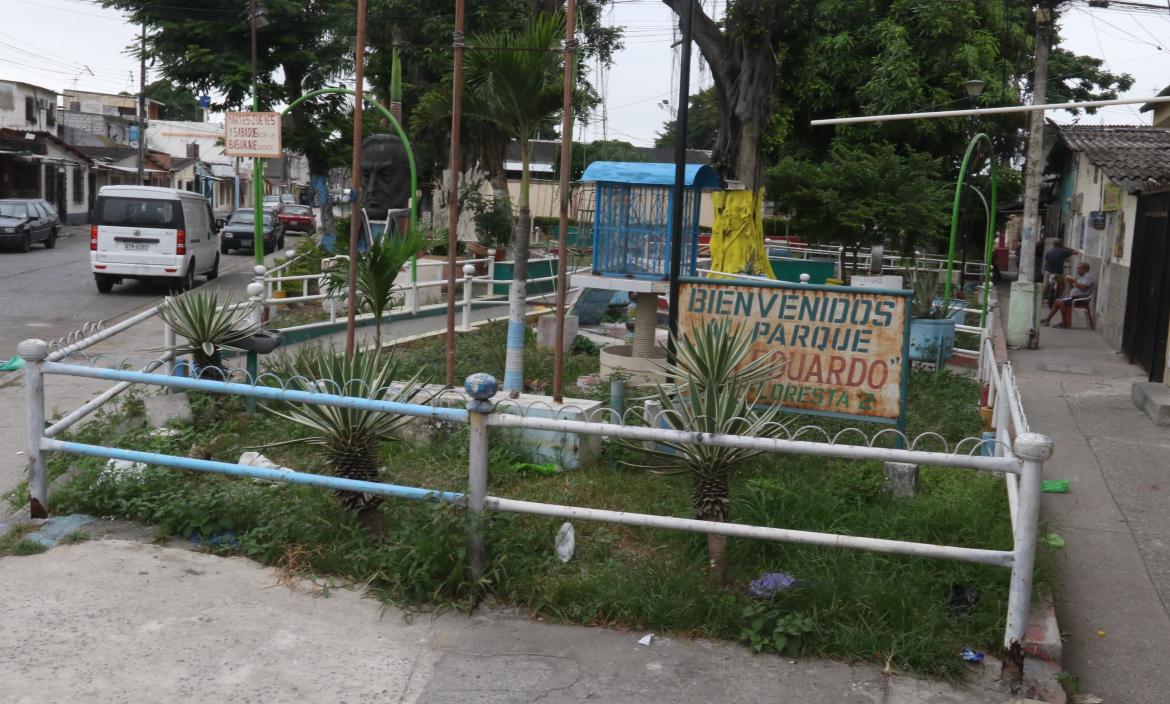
[38,335,1050,678]
[0,524,48,556]
[391,321,604,397]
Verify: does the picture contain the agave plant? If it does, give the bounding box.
[627,319,792,582]
[329,229,429,349]
[909,266,944,319]
[159,291,262,379]
[263,345,428,533]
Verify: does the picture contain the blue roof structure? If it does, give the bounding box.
[580,161,721,189]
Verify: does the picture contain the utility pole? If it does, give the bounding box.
[444,0,466,386]
[1007,4,1054,349]
[345,0,368,358]
[250,0,264,268]
[552,0,577,403]
[137,23,146,185]
[666,0,694,358]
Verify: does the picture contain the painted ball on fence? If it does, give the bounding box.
[464,373,499,401]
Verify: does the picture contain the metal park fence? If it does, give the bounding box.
[17,309,1050,659]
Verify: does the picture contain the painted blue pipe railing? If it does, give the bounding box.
[41,362,469,424]
[42,439,462,504]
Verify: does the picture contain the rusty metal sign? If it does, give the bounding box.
[678,277,910,426]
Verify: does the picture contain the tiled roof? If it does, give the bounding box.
[1056,124,1170,192]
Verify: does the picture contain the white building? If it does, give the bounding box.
[0,79,58,133]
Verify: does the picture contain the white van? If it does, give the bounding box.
[91,186,220,293]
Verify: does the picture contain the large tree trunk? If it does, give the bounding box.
[502,138,532,394]
[662,0,781,190]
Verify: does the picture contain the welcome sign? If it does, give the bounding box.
[678,277,910,425]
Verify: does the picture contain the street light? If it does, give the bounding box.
[963,79,986,101]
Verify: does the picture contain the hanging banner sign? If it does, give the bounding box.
[224,112,282,159]
[678,277,910,425]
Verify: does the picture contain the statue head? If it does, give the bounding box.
[360,134,411,221]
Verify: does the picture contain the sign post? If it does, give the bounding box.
[678,277,911,432]
[225,112,283,267]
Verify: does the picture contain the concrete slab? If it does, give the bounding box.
[1131,381,1170,426]
[0,540,1018,704]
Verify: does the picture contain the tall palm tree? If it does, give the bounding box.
[464,13,567,393]
[627,320,792,582]
[264,345,428,534]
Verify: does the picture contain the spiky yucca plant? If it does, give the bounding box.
[159,291,262,379]
[264,345,428,533]
[628,319,792,582]
[329,230,429,349]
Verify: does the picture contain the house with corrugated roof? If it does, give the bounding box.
[1044,118,1170,383]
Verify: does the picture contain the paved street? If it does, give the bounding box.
[0,225,304,360]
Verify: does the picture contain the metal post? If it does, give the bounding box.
[137,23,147,186]
[246,273,265,413]
[163,320,176,378]
[464,373,497,581]
[445,0,467,386]
[666,0,694,361]
[552,0,578,404]
[1004,432,1052,651]
[345,0,368,359]
[18,339,49,518]
[461,263,475,331]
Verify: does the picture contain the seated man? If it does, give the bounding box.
[1042,239,1080,307]
[1041,262,1094,328]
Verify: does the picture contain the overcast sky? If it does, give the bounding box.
[6,0,1170,145]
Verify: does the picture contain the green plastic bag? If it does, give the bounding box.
[508,462,560,476]
[0,355,25,372]
[1042,533,1066,549]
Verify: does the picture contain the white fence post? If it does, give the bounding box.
[17,338,49,518]
[464,373,497,581]
[460,264,476,331]
[163,321,176,379]
[1003,432,1053,652]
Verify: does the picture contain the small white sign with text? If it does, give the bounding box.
[224,112,282,159]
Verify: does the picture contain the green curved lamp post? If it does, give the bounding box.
[944,132,998,328]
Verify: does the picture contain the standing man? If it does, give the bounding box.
[1042,261,1094,328]
[1042,239,1080,307]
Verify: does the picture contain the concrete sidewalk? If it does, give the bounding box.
[0,539,1018,704]
[1005,296,1170,702]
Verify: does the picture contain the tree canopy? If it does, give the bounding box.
[145,80,202,121]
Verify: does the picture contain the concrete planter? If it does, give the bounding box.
[908,317,956,363]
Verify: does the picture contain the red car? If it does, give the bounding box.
[277,204,315,234]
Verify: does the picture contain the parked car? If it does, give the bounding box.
[277,204,315,234]
[220,208,285,254]
[91,186,220,293]
[0,198,60,251]
[280,193,296,206]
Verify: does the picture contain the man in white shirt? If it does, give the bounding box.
[1041,262,1095,329]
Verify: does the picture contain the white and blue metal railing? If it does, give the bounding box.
[18,333,1049,659]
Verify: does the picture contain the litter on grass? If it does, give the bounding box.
[507,462,560,476]
[555,522,575,562]
[1042,533,1066,549]
[748,572,799,598]
[960,647,985,663]
[1042,479,1070,493]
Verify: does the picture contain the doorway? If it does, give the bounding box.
[1122,190,1170,382]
